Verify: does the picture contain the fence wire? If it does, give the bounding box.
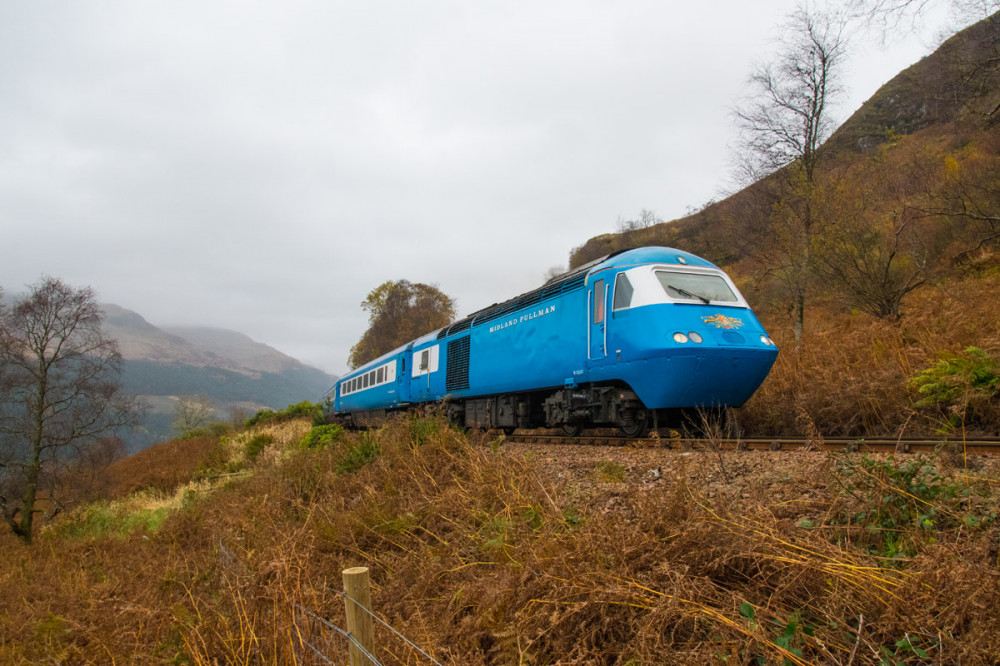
[328,587,444,666]
[294,591,443,666]
[295,604,382,666]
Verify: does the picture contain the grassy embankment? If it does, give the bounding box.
[4,407,1000,664]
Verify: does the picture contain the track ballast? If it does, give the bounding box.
[504,433,1000,455]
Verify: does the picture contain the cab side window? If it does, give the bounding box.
[613,273,634,311]
[593,279,605,324]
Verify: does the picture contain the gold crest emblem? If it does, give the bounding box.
[702,314,744,329]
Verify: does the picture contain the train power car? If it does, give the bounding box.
[324,246,778,436]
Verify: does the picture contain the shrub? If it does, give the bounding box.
[335,433,380,474]
[910,346,1000,432]
[246,401,322,428]
[299,424,344,449]
[196,437,237,477]
[245,408,276,428]
[409,412,442,446]
[832,454,960,558]
[177,421,232,440]
[594,459,626,483]
[245,433,275,461]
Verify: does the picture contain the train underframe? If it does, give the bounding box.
[335,383,705,437]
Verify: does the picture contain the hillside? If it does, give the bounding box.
[161,325,311,374]
[101,304,337,450]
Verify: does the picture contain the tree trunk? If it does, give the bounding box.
[14,368,48,544]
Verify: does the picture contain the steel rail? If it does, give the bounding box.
[504,433,1000,454]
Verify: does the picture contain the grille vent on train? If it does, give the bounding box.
[446,336,471,392]
[437,260,599,339]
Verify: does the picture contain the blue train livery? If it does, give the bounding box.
[324,246,778,435]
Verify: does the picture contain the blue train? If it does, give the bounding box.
[323,247,778,436]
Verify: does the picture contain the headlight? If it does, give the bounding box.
[760,335,772,346]
[673,332,689,343]
[688,332,703,343]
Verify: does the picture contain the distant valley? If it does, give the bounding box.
[101,304,337,451]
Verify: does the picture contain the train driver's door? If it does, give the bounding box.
[588,278,607,360]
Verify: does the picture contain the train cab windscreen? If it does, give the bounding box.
[655,270,739,304]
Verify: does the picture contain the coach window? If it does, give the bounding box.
[363,374,369,388]
[593,279,605,324]
[377,367,384,384]
[613,273,634,311]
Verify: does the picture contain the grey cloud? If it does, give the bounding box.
[0,1,951,375]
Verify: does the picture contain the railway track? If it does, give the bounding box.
[505,433,1000,454]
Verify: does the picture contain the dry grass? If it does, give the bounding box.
[741,271,1000,438]
[4,413,1000,664]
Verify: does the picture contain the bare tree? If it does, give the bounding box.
[172,395,216,437]
[733,3,850,346]
[817,204,933,317]
[852,0,999,34]
[922,132,1000,263]
[615,208,663,233]
[811,138,953,317]
[0,277,142,544]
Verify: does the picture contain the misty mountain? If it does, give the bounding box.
[101,304,337,450]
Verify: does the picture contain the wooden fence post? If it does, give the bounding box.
[342,566,375,665]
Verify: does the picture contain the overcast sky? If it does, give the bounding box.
[0,1,965,376]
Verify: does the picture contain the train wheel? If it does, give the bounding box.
[561,422,583,437]
[618,411,649,438]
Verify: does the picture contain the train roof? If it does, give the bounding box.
[338,246,722,379]
[585,246,717,281]
[436,246,716,340]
